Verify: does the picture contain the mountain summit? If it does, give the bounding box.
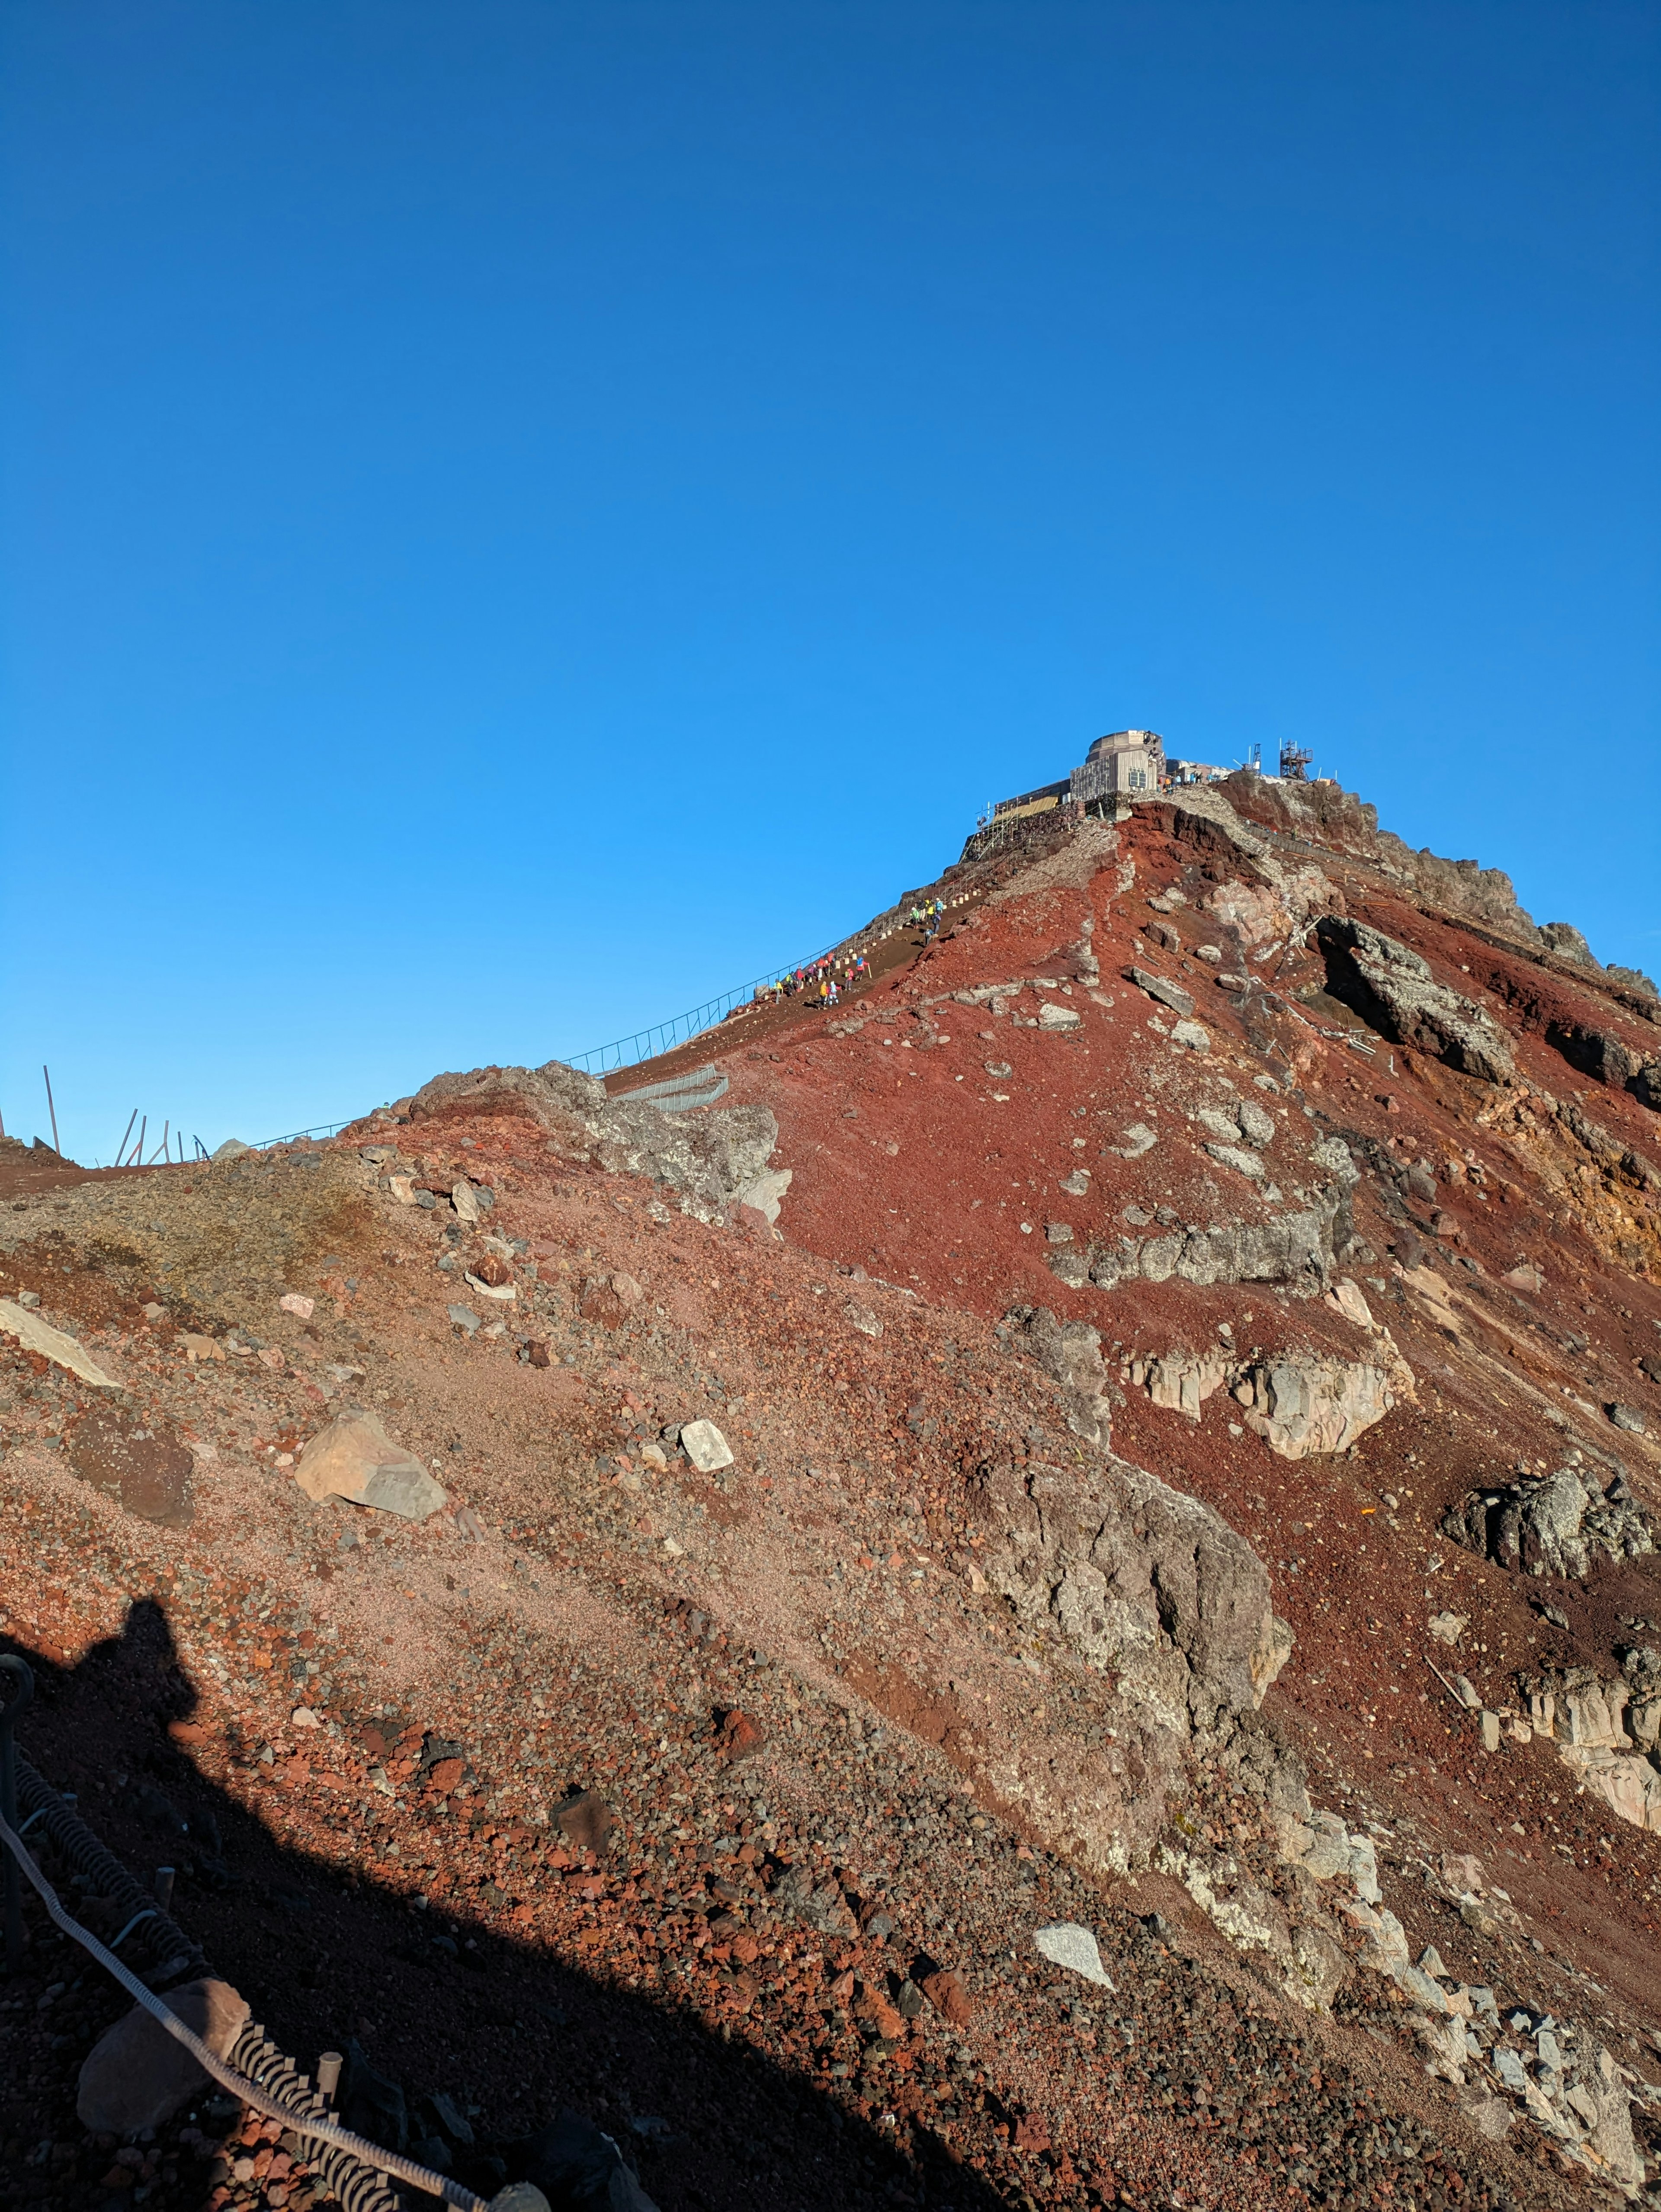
[3,767,1660,2209]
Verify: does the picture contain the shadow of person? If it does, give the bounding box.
[2,1601,1014,2212]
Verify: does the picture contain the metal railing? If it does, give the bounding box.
[563,936,875,1075]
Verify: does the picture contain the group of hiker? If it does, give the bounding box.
[746,897,945,1021]
[755,948,871,1011]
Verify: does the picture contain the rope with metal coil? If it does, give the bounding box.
[0,1799,495,2210]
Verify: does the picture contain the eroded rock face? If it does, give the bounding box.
[1238,1352,1408,1459]
[1005,1305,1114,1445]
[1314,917,1516,1084]
[1518,1660,1661,1836]
[1442,1461,1653,1579]
[1050,1178,1351,1298]
[409,1061,781,1225]
[964,1449,1292,1743]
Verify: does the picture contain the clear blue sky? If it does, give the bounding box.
[2,3,1656,1160]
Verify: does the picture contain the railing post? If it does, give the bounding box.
[0,1654,35,1973]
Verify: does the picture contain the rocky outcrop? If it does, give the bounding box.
[1540,922,1597,966]
[1113,1330,1412,1457]
[1314,917,1516,1084]
[1236,1350,1411,1458]
[1519,1662,1661,1837]
[1049,1176,1353,1298]
[963,1450,1293,1752]
[1442,1458,1654,1579]
[1544,1018,1661,1113]
[1005,1306,1115,1446]
[408,1061,782,1225]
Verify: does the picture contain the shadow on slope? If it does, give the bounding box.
[2,1603,1012,2212]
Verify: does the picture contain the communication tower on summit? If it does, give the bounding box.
[1279,742,1314,780]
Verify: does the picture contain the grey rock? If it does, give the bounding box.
[500,2111,660,2211]
[965,1444,1292,1738]
[447,1303,481,1334]
[77,1979,249,2132]
[1125,965,1195,1019]
[1610,1403,1647,1435]
[1236,1098,1276,1147]
[1058,1169,1091,1196]
[211,1138,253,1160]
[1443,1463,1654,1579]
[1038,1001,1083,1030]
[1314,917,1515,1084]
[1006,1305,1114,1445]
[1540,922,1597,966]
[1607,962,1660,1004]
[1078,1180,1351,1298]
[984,1061,1013,1078]
[339,2038,408,2153]
[775,1864,859,1936]
[1170,1019,1212,1053]
[1205,1142,1265,1180]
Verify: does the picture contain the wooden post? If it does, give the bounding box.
[42,1067,60,1157]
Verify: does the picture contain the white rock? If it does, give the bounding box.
[1034,1922,1113,1987]
[388,1174,417,1204]
[734,1168,793,1225]
[846,1305,882,1338]
[680,1418,734,1474]
[1347,1834,1382,1903]
[1427,1612,1468,1646]
[464,1273,517,1302]
[1170,1019,1212,1052]
[1325,1279,1375,1330]
[1038,1002,1082,1030]
[0,1300,121,1390]
[291,1706,321,1730]
[279,1292,315,1320]
[451,1180,481,1224]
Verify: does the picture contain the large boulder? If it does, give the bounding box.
[1314,917,1515,1084]
[77,1979,248,2132]
[964,1449,1292,1734]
